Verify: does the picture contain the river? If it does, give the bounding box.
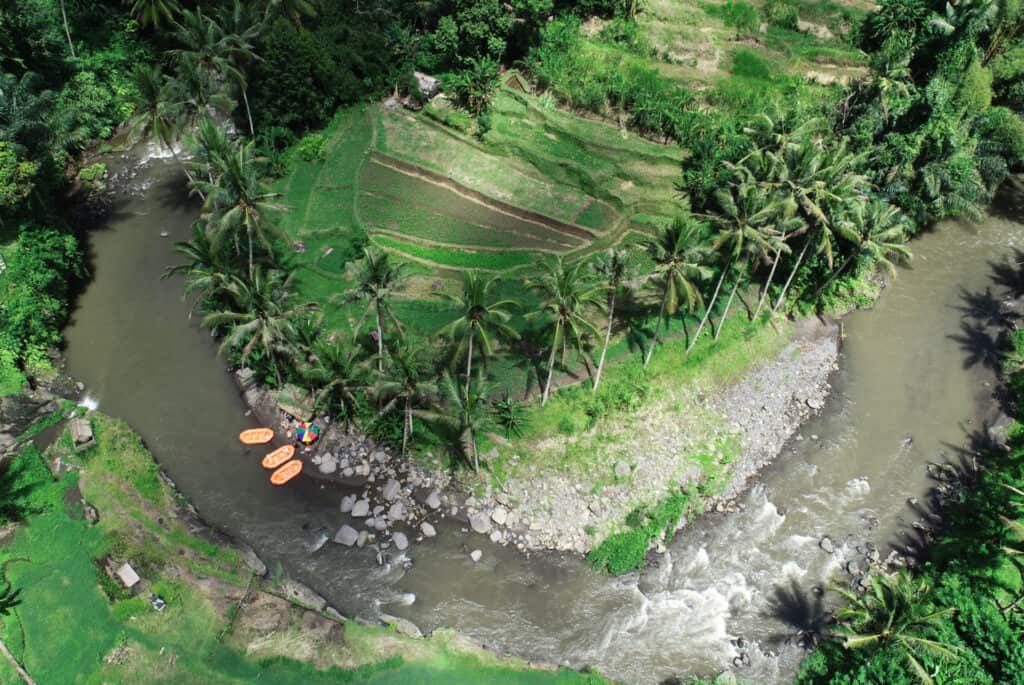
[63,154,1024,684]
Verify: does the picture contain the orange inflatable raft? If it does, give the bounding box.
[270,459,303,485]
[262,445,296,469]
[239,428,274,445]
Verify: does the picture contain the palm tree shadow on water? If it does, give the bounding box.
[760,578,833,652]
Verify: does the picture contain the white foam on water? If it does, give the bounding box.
[780,534,816,553]
[844,477,870,498]
[77,395,99,411]
[137,140,189,164]
[779,561,807,580]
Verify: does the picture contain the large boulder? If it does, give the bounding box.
[392,532,409,551]
[340,494,356,513]
[382,479,401,501]
[470,512,492,534]
[420,522,436,538]
[388,502,405,522]
[425,491,442,510]
[351,499,370,517]
[334,525,359,546]
[491,506,508,526]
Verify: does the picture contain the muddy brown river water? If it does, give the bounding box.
[63,155,1024,683]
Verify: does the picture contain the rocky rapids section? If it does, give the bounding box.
[238,318,840,563]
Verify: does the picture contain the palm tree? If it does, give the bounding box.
[590,248,631,393]
[127,64,195,185]
[493,389,527,438]
[187,117,232,184]
[193,138,289,278]
[267,0,317,26]
[59,0,76,57]
[163,222,236,314]
[219,0,263,135]
[350,248,408,372]
[642,215,712,367]
[373,342,438,456]
[526,256,604,406]
[832,572,961,685]
[131,0,179,29]
[812,198,912,300]
[423,371,496,472]
[171,7,251,130]
[201,268,315,385]
[690,183,779,350]
[302,338,365,428]
[766,138,870,314]
[752,214,799,320]
[438,272,519,395]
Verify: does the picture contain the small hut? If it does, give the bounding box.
[115,562,141,590]
[70,417,95,452]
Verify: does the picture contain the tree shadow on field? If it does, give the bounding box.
[761,578,830,650]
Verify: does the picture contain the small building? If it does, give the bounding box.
[414,71,441,99]
[115,562,141,590]
[70,417,95,452]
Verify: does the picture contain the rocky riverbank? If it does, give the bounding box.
[236,317,840,562]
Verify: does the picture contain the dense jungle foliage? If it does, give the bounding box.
[5,0,1024,680]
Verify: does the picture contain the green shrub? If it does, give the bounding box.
[588,490,696,574]
[762,0,800,29]
[295,133,328,162]
[0,349,25,397]
[730,48,775,80]
[0,225,84,365]
[715,1,761,36]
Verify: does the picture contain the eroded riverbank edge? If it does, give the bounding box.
[238,316,840,564]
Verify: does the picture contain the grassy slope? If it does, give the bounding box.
[0,413,609,685]
[637,0,871,89]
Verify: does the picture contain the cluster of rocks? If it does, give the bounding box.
[329,452,449,553]
[455,318,841,556]
[711,317,841,503]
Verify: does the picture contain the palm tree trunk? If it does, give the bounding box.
[375,304,384,372]
[714,280,740,342]
[811,249,858,301]
[754,245,782,319]
[247,231,254,280]
[465,330,474,396]
[166,142,204,201]
[472,434,479,473]
[269,349,282,386]
[542,332,558,406]
[60,0,76,58]
[773,236,812,316]
[242,88,255,135]
[593,289,616,393]
[0,638,35,685]
[644,286,669,368]
[688,261,730,353]
[402,397,410,456]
